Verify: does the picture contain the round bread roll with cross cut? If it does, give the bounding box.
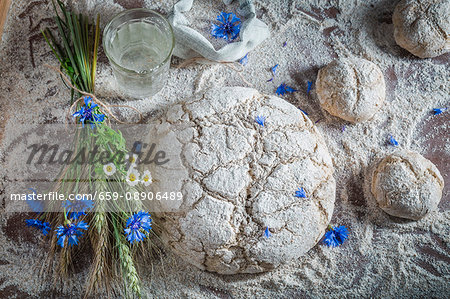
[147,87,336,274]
[393,0,450,58]
[316,57,386,123]
[371,150,444,220]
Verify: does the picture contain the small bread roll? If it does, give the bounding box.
[393,0,450,58]
[371,150,444,220]
[316,57,385,123]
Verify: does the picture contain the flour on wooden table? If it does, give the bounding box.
[0,0,448,298]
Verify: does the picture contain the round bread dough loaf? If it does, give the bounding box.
[316,57,386,123]
[371,150,444,220]
[393,0,450,58]
[147,87,336,274]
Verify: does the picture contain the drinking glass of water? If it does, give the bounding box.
[103,9,174,98]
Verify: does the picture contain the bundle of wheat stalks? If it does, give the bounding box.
[24,1,157,298]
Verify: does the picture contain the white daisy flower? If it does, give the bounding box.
[103,163,116,176]
[141,170,153,186]
[126,168,140,186]
[124,153,139,167]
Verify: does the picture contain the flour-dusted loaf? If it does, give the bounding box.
[371,150,444,220]
[393,0,450,58]
[316,57,385,123]
[146,87,336,274]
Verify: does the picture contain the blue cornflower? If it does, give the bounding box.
[388,135,399,146]
[433,108,447,115]
[307,81,313,94]
[264,226,271,238]
[255,115,266,127]
[55,221,89,247]
[276,83,297,96]
[26,219,51,236]
[239,53,248,66]
[323,225,349,247]
[62,197,94,220]
[73,96,106,128]
[294,187,306,198]
[271,64,279,76]
[124,211,152,244]
[211,12,241,41]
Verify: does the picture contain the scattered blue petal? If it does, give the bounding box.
[323,225,349,247]
[294,187,306,198]
[124,211,152,244]
[342,125,346,132]
[306,81,313,94]
[283,41,287,47]
[315,118,322,124]
[388,135,399,146]
[271,64,279,76]
[26,219,51,236]
[267,78,273,82]
[211,12,241,41]
[276,83,297,96]
[299,108,308,116]
[62,197,94,220]
[264,226,271,238]
[255,115,266,127]
[239,53,248,66]
[56,221,88,247]
[73,96,106,129]
[26,188,44,213]
[433,108,447,115]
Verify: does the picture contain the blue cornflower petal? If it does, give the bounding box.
[26,219,40,227]
[239,53,249,66]
[55,221,89,247]
[276,83,297,96]
[26,188,44,213]
[211,24,225,39]
[211,12,241,41]
[283,41,287,47]
[307,81,313,94]
[124,211,152,244]
[271,64,279,76]
[63,197,94,220]
[323,225,349,247]
[230,13,240,24]
[389,136,399,146]
[433,108,447,115]
[264,226,271,238]
[285,85,297,93]
[26,218,51,236]
[255,115,266,127]
[294,187,306,198]
[41,222,51,235]
[299,108,308,116]
[267,78,274,82]
[73,96,106,128]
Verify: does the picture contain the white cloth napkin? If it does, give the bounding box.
[168,0,270,62]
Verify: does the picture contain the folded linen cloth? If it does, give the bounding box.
[168,0,270,62]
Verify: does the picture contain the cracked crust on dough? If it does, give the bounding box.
[393,0,450,58]
[147,87,336,274]
[371,150,444,220]
[316,57,385,123]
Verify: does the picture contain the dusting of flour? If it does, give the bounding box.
[0,0,448,298]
